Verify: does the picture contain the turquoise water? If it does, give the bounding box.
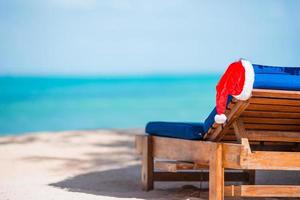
[0,75,219,135]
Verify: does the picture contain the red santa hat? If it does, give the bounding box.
[214,59,255,124]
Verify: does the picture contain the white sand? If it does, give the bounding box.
[0,129,208,200]
[0,129,299,200]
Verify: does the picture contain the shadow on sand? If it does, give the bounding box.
[50,164,300,200]
[50,164,207,200]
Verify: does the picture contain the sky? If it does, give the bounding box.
[0,0,300,75]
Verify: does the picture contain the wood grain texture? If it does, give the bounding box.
[246,130,300,142]
[152,136,214,165]
[141,136,154,191]
[209,144,224,200]
[225,185,300,197]
[247,104,300,112]
[154,161,195,172]
[242,110,300,118]
[207,101,249,142]
[244,124,300,131]
[252,89,300,99]
[222,143,243,169]
[136,89,300,198]
[240,151,300,170]
[242,117,300,125]
[250,97,300,106]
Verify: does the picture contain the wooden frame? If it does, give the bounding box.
[135,135,252,191]
[135,89,300,199]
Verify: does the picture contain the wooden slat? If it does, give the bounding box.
[151,137,246,170]
[241,151,300,170]
[250,97,300,106]
[155,161,195,172]
[205,101,236,138]
[228,126,300,133]
[223,143,300,170]
[152,136,215,165]
[217,101,249,141]
[225,185,300,197]
[246,130,300,142]
[244,124,300,131]
[247,104,300,112]
[224,185,237,197]
[207,90,300,142]
[252,89,300,99]
[242,117,300,125]
[207,101,249,141]
[242,110,300,118]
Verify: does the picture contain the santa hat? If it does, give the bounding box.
[214,59,255,124]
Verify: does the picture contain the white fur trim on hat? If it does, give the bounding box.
[214,114,227,124]
[233,59,255,100]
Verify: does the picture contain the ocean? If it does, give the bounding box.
[0,75,220,136]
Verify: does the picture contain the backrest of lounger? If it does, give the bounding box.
[204,89,300,143]
[204,63,300,142]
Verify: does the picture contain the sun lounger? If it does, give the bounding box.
[135,60,300,199]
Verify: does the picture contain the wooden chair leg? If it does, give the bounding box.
[209,144,224,200]
[141,136,154,191]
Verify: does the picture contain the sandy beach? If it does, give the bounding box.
[0,129,210,200]
[1,129,299,200]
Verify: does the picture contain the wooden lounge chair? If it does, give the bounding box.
[135,62,300,199]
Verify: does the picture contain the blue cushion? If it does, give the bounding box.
[253,64,300,75]
[145,121,205,140]
[253,64,300,91]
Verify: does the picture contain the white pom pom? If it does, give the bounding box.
[214,114,227,124]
